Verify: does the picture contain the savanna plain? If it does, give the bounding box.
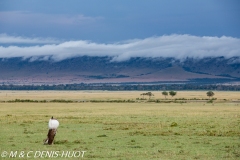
[0,91,239,160]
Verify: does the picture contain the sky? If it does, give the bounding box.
[0,0,240,61]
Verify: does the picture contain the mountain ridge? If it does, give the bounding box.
[0,56,239,85]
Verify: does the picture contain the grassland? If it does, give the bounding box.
[0,91,239,160]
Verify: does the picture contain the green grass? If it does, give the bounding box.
[0,102,239,160]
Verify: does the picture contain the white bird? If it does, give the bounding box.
[48,116,59,129]
[44,116,59,145]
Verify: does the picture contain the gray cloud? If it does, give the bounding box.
[0,34,239,61]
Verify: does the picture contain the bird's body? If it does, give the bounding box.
[44,116,59,145]
[48,117,59,129]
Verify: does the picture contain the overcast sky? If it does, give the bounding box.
[0,0,239,61]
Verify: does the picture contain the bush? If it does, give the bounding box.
[207,99,213,103]
[170,122,178,127]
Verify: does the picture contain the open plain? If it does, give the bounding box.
[0,91,239,159]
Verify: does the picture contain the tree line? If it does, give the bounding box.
[0,84,239,91]
[140,91,215,99]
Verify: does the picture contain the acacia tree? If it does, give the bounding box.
[140,93,146,99]
[146,92,154,100]
[162,91,168,99]
[141,92,154,99]
[206,91,214,99]
[169,91,177,98]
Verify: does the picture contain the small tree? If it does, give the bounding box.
[162,91,168,99]
[146,92,154,99]
[169,91,177,98]
[140,93,146,99]
[141,92,154,99]
[206,91,214,99]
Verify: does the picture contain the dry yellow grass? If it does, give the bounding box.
[0,102,239,117]
[0,90,240,101]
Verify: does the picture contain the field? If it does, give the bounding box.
[0,91,240,160]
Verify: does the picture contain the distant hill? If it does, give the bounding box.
[0,56,239,85]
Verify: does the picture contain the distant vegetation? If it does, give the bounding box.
[0,91,221,104]
[206,91,215,99]
[0,84,240,90]
[162,91,168,99]
[140,92,154,99]
[169,91,177,98]
[3,98,219,104]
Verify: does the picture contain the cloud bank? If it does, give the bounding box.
[0,34,239,62]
